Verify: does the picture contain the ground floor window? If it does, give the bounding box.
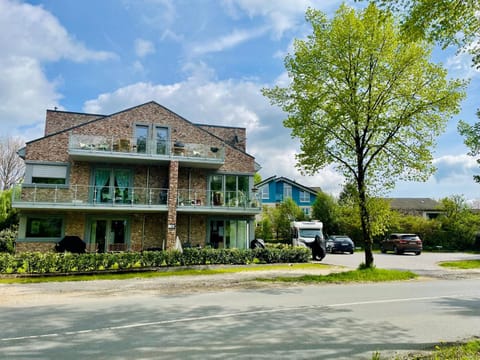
[87,217,130,252]
[25,216,63,239]
[209,219,249,249]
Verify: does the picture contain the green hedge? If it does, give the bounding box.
[0,247,311,275]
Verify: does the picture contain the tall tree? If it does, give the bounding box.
[366,0,480,65]
[0,137,25,190]
[262,4,466,267]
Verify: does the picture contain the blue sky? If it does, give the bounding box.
[2,0,480,201]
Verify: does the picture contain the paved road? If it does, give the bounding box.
[1,252,479,359]
[1,278,479,359]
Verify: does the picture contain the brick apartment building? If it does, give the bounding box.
[12,101,261,253]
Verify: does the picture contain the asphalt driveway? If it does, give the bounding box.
[322,251,480,278]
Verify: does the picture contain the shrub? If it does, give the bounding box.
[0,247,311,275]
[0,226,17,254]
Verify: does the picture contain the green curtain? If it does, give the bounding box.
[95,169,110,202]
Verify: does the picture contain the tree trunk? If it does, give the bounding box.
[357,176,374,268]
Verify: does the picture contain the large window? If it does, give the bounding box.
[25,162,68,186]
[209,174,250,207]
[283,184,292,199]
[26,216,63,238]
[93,168,133,203]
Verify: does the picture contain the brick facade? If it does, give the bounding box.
[15,101,260,253]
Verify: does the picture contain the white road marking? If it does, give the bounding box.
[0,294,468,342]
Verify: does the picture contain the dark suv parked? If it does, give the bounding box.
[381,233,422,255]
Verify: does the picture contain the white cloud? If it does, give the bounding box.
[0,0,115,62]
[135,39,156,57]
[222,0,341,38]
[445,51,480,79]
[0,0,115,135]
[190,27,268,56]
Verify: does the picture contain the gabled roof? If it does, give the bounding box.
[387,198,440,211]
[256,175,319,195]
[26,101,255,159]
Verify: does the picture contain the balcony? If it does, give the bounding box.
[12,185,262,215]
[68,134,225,168]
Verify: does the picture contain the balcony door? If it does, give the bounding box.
[93,168,133,204]
[209,219,248,249]
[135,124,169,155]
[89,218,128,253]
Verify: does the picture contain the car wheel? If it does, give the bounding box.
[415,251,421,255]
[394,246,401,255]
[381,247,387,254]
[350,250,354,254]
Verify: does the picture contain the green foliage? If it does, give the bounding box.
[459,111,480,183]
[257,199,305,241]
[0,247,311,275]
[436,195,480,250]
[312,191,340,236]
[275,197,306,240]
[0,188,18,230]
[0,226,17,254]
[368,0,480,55]
[255,206,274,240]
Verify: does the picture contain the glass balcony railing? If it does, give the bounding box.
[69,134,224,161]
[12,185,261,210]
[12,185,169,207]
[177,189,261,209]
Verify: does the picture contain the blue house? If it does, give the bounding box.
[256,175,319,217]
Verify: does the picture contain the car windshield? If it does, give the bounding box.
[334,237,350,241]
[299,229,322,238]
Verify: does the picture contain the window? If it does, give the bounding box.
[283,184,292,199]
[209,174,251,207]
[25,163,68,186]
[302,207,310,216]
[300,191,310,203]
[135,125,149,153]
[260,185,269,199]
[26,217,63,238]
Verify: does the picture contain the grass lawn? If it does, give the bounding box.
[0,263,331,284]
[374,337,480,359]
[258,267,417,283]
[438,259,480,269]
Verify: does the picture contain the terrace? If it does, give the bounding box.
[68,134,225,168]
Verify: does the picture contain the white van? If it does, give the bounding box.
[290,220,326,260]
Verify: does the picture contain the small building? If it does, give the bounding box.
[256,175,319,217]
[387,198,441,219]
[12,101,261,252]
